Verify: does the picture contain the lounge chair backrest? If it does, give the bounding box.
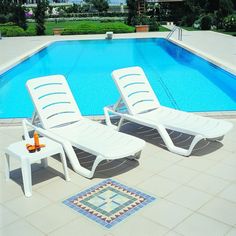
[26,75,82,129]
[112,66,160,115]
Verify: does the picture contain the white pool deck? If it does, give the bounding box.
[0,31,236,235]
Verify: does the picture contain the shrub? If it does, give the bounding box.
[223,14,236,31]
[25,26,36,36]
[130,15,150,26]
[130,15,159,31]
[200,14,213,30]
[180,15,196,27]
[61,22,134,35]
[0,22,15,26]
[193,18,201,29]
[0,26,25,37]
[100,18,124,22]
[148,18,160,31]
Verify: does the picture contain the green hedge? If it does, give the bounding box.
[62,22,134,34]
[0,24,36,36]
[0,25,25,36]
[0,21,134,36]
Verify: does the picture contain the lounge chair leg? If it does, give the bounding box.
[104,107,113,127]
[117,117,124,131]
[186,135,204,155]
[134,150,142,159]
[156,125,203,156]
[88,155,105,179]
[59,141,92,178]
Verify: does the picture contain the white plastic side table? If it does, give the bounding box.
[5,137,70,197]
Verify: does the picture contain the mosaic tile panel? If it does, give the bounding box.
[63,179,155,228]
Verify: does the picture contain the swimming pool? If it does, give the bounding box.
[0,38,236,118]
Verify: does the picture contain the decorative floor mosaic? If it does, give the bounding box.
[63,179,155,228]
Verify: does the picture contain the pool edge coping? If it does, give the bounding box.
[0,41,52,76]
[169,37,236,76]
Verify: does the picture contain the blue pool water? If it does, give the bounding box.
[0,38,236,118]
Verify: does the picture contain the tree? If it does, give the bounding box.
[0,0,27,28]
[0,0,12,14]
[180,0,234,28]
[126,0,138,25]
[65,3,79,13]
[218,0,234,17]
[204,0,219,13]
[13,4,27,30]
[90,0,109,13]
[34,0,48,35]
[181,0,203,26]
[216,0,234,28]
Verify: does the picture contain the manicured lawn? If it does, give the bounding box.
[28,21,100,35]
[25,21,135,35]
[159,25,170,32]
[181,26,199,31]
[213,29,236,36]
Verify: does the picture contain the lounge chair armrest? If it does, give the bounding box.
[22,119,70,147]
[104,106,124,117]
[22,119,31,141]
[104,106,122,129]
[104,106,150,128]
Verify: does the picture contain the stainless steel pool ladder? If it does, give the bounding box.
[166,26,182,41]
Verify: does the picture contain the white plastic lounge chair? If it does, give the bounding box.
[104,66,233,156]
[24,75,145,178]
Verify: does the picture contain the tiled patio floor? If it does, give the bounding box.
[1,30,236,235]
[0,119,236,236]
